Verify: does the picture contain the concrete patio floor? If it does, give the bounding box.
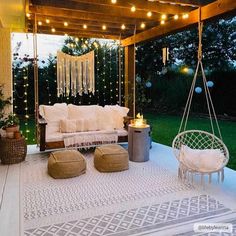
[0,142,235,236]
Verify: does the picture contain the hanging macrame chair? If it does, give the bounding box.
[172,10,229,184]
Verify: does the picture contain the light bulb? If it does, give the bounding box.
[131,6,136,12]
[51,28,56,33]
[182,13,189,19]
[111,0,117,3]
[64,22,68,27]
[121,24,126,30]
[174,14,179,20]
[46,19,50,24]
[161,14,167,20]
[83,24,87,29]
[38,21,42,26]
[140,22,146,29]
[102,25,107,30]
[161,20,165,25]
[147,11,152,17]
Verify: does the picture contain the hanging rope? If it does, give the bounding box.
[178,8,222,140]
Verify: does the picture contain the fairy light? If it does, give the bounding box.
[131,6,136,12]
[46,19,50,24]
[161,14,167,20]
[147,11,152,17]
[64,33,68,37]
[24,67,29,141]
[64,22,68,27]
[95,42,100,104]
[182,13,189,19]
[109,46,113,104]
[103,47,106,104]
[102,25,107,30]
[111,0,117,3]
[161,20,165,25]
[174,14,179,20]
[83,24,87,29]
[26,13,30,18]
[141,22,146,29]
[38,21,42,26]
[75,37,79,42]
[121,24,126,30]
[51,28,56,33]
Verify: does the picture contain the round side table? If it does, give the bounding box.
[128,124,150,162]
[0,137,27,164]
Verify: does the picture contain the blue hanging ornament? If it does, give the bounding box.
[206,81,214,88]
[195,87,202,94]
[145,81,152,88]
[136,76,141,83]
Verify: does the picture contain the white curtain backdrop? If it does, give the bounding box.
[57,50,95,97]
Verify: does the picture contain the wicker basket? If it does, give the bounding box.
[0,137,27,164]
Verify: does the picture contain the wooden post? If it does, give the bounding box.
[124,44,135,117]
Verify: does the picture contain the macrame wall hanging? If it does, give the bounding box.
[57,50,95,97]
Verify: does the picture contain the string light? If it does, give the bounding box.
[38,21,42,26]
[111,0,117,3]
[141,22,146,29]
[102,25,107,30]
[182,13,189,19]
[147,11,152,17]
[64,33,68,37]
[75,37,79,42]
[51,28,56,33]
[103,47,106,104]
[46,19,50,24]
[26,13,30,18]
[64,22,68,27]
[121,24,126,30]
[174,14,179,20]
[161,20,165,25]
[83,24,87,29]
[131,6,136,12]
[161,14,167,20]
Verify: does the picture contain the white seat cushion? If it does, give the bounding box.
[179,145,225,172]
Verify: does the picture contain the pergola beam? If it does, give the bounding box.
[34,29,121,40]
[34,25,134,37]
[29,5,148,25]
[148,0,211,7]
[122,0,236,46]
[31,0,163,21]
[71,0,193,14]
[33,16,140,30]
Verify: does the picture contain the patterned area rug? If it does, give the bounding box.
[22,152,235,236]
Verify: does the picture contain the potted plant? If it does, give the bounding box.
[0,84,18,138]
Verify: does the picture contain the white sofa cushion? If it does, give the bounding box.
[68,104,98,120]
[104,105,129,129]
[40,103,68,121]
[179,145,225,172]
[60,119,77,133]
[84,118,98,131]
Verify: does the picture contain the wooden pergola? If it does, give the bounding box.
[26,0,236,115]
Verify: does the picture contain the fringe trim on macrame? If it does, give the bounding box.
[178,163,225,185]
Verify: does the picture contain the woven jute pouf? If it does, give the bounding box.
[48,150,86,179]
[94,144,129,172]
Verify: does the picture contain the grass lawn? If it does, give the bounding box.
[145,113,236,171]
[20,114,236,171]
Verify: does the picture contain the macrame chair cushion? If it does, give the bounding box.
[172,130,229,174]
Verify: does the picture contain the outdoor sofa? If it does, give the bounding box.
[38,103,130,151]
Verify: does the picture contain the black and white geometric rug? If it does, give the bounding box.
[21,152,236,236]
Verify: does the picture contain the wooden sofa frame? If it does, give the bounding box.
[38,117,132,151]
